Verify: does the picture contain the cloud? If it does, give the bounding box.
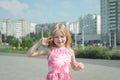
[0,0,28,16]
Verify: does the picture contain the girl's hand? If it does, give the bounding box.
[39,37,53,47]
[74,62,84,71]
[78,62,84,69]
[39,38,49,46]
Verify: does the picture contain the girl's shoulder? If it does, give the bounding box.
[68,48,74,53]
[67,48,74,56]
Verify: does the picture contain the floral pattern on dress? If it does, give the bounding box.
[46,48,72,80]
[53,53,71,67]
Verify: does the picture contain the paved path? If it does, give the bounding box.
[0,53,120,80]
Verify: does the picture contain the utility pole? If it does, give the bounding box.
[41,25,44,38]
[0,31,2,43]
[82,25,88,50]
[75,33,77,47]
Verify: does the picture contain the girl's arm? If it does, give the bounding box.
[27,38,49,57]
[70,49,84,71]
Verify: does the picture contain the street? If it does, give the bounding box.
[0,53,120,80]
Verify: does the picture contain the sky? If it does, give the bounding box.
[0,0,100,23]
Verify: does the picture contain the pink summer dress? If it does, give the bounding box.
[46,47,72,80]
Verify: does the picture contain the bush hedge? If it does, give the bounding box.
[110,51,120,60]
[75,46,120,60]
[1,45,120,60]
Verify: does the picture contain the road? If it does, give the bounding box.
[0,52,120,80]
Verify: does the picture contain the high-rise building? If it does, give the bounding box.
[0,19,31,40]
[101,0,120,47]
[66,21,79,34]
[15,19,31,38]
[79,14,97,35]
[97,15,101,34]
[78,14,101,45]
[0,19,15,41]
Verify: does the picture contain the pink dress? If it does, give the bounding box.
[46,47,72,80]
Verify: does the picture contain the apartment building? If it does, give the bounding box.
[101,0,120,47]
[0,19,32,41]
[36,23,55,39]
[35,21,79,41]
[79,14,97,35]
[66,21,79,34]
[78,14,101,44]
[15,19,31,38]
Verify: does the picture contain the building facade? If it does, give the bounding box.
[101,0,120,47]
[79,14,97,35]
[66,21,79,34]
[78,14,101,45]
[0,19,32,41]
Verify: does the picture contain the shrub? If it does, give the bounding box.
[21,37,34,48]
[17,46,23,50]
[111,51,120,60]
[24,47,28,50]
[11,38,20,47]
[75,47,85,58]
[12,46,16,50]
[75,46,111,59]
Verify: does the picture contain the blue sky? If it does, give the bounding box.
[0,0,100,23]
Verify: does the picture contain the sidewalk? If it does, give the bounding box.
[0,53,120,80]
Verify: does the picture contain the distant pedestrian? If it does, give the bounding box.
[27,23,84,80]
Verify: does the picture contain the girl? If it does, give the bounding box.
[27,23,84,80]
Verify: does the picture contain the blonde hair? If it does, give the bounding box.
[48,23,71,49]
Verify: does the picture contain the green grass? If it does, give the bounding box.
[0,45,45,54]
[0,48,27,54]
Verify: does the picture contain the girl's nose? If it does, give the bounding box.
[58,37,62,41]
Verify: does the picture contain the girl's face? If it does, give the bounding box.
[53,31,66,48]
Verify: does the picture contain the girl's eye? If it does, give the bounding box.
[54,36,58,38]
[61,36,64,38]
[54,35,65,38]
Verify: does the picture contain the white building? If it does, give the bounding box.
[15,20,23,38]
[0,19,15,41]
[30,23,36,33]
[97,15,101,34]
[78,14,101,43]
[66,21,79,34]
[79,14,97,35]
[0,19,31,40]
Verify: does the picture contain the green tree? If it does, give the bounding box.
[6,36,14,45]
[11,38,20,47]
[21,37,34,48]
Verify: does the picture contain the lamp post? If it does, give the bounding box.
[75,33,77,47]
[82,25,88,50]
[41,25,44,38]
[0,31,2,43]
[75,23,78,47]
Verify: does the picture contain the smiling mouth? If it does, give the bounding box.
[58,42,61,43]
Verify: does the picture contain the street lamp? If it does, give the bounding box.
[82,25,88,50]
[0,31,2,43]
[74,33,77,47]
[74,23,78,47]
[41,25,44,38]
